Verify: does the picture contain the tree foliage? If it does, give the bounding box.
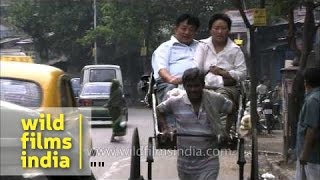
[265,0,301,24]
[8,0,93,64]
[6,0,267,64]
[74,0,246,92]
[8,0,311,71]
[78,0,242,58]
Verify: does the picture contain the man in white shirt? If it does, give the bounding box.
[152,14,200,103]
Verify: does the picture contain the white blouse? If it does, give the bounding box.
[194,37,247,87]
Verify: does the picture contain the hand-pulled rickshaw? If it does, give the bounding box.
[129,73,250,180]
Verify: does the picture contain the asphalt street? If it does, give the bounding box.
[90,107,252,180]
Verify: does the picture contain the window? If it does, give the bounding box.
[82,84,111,95]
[0,78,41,108]
[89,69,116,82]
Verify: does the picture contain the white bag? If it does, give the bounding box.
[205,73,224,88]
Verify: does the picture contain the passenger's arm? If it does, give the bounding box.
[210,66,233,79]
[159,69,181,84]
[209,66,236,86]
[210,49,247,83]
[151,44,171,81]
[194,42,207,71]
[228,49,247,82]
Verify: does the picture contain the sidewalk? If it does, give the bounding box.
[218,130,296,180]
[257,130,295,180]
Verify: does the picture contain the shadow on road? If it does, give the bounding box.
[91,124,112,128]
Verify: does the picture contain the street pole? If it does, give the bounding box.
[233,0,261,179]
[93,0,98,64]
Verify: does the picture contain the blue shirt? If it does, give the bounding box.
[296,87,320,164]
[151,36,198,80]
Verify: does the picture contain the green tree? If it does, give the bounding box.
[80,0,241,72]
[8,0,93,65]
[7,0,260,67]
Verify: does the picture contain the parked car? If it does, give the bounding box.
[78,82,128,125]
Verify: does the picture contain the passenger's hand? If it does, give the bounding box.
[210,66,225,76]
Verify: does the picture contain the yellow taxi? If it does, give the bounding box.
[0,60,90,143]
[0,61,93,178]
[0,55,34,63]
[0,60,85,136]
[0,61,76,110]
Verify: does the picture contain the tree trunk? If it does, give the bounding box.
[288,6,301,66]
[288,1,316,159]
[34,38,49,63]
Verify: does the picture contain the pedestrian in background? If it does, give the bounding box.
[256,80,268,103]
[107,79,127,142]
[272,80,282,114]
[156,67,233,180]
[295,67,320,180]
[272,80,282,99]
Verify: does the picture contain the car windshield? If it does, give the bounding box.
[89,69,116,82]
[81,84,111,95]
[0,78,42,107]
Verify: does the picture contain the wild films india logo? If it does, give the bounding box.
[0,108,91,176]
[20,113,72,169]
